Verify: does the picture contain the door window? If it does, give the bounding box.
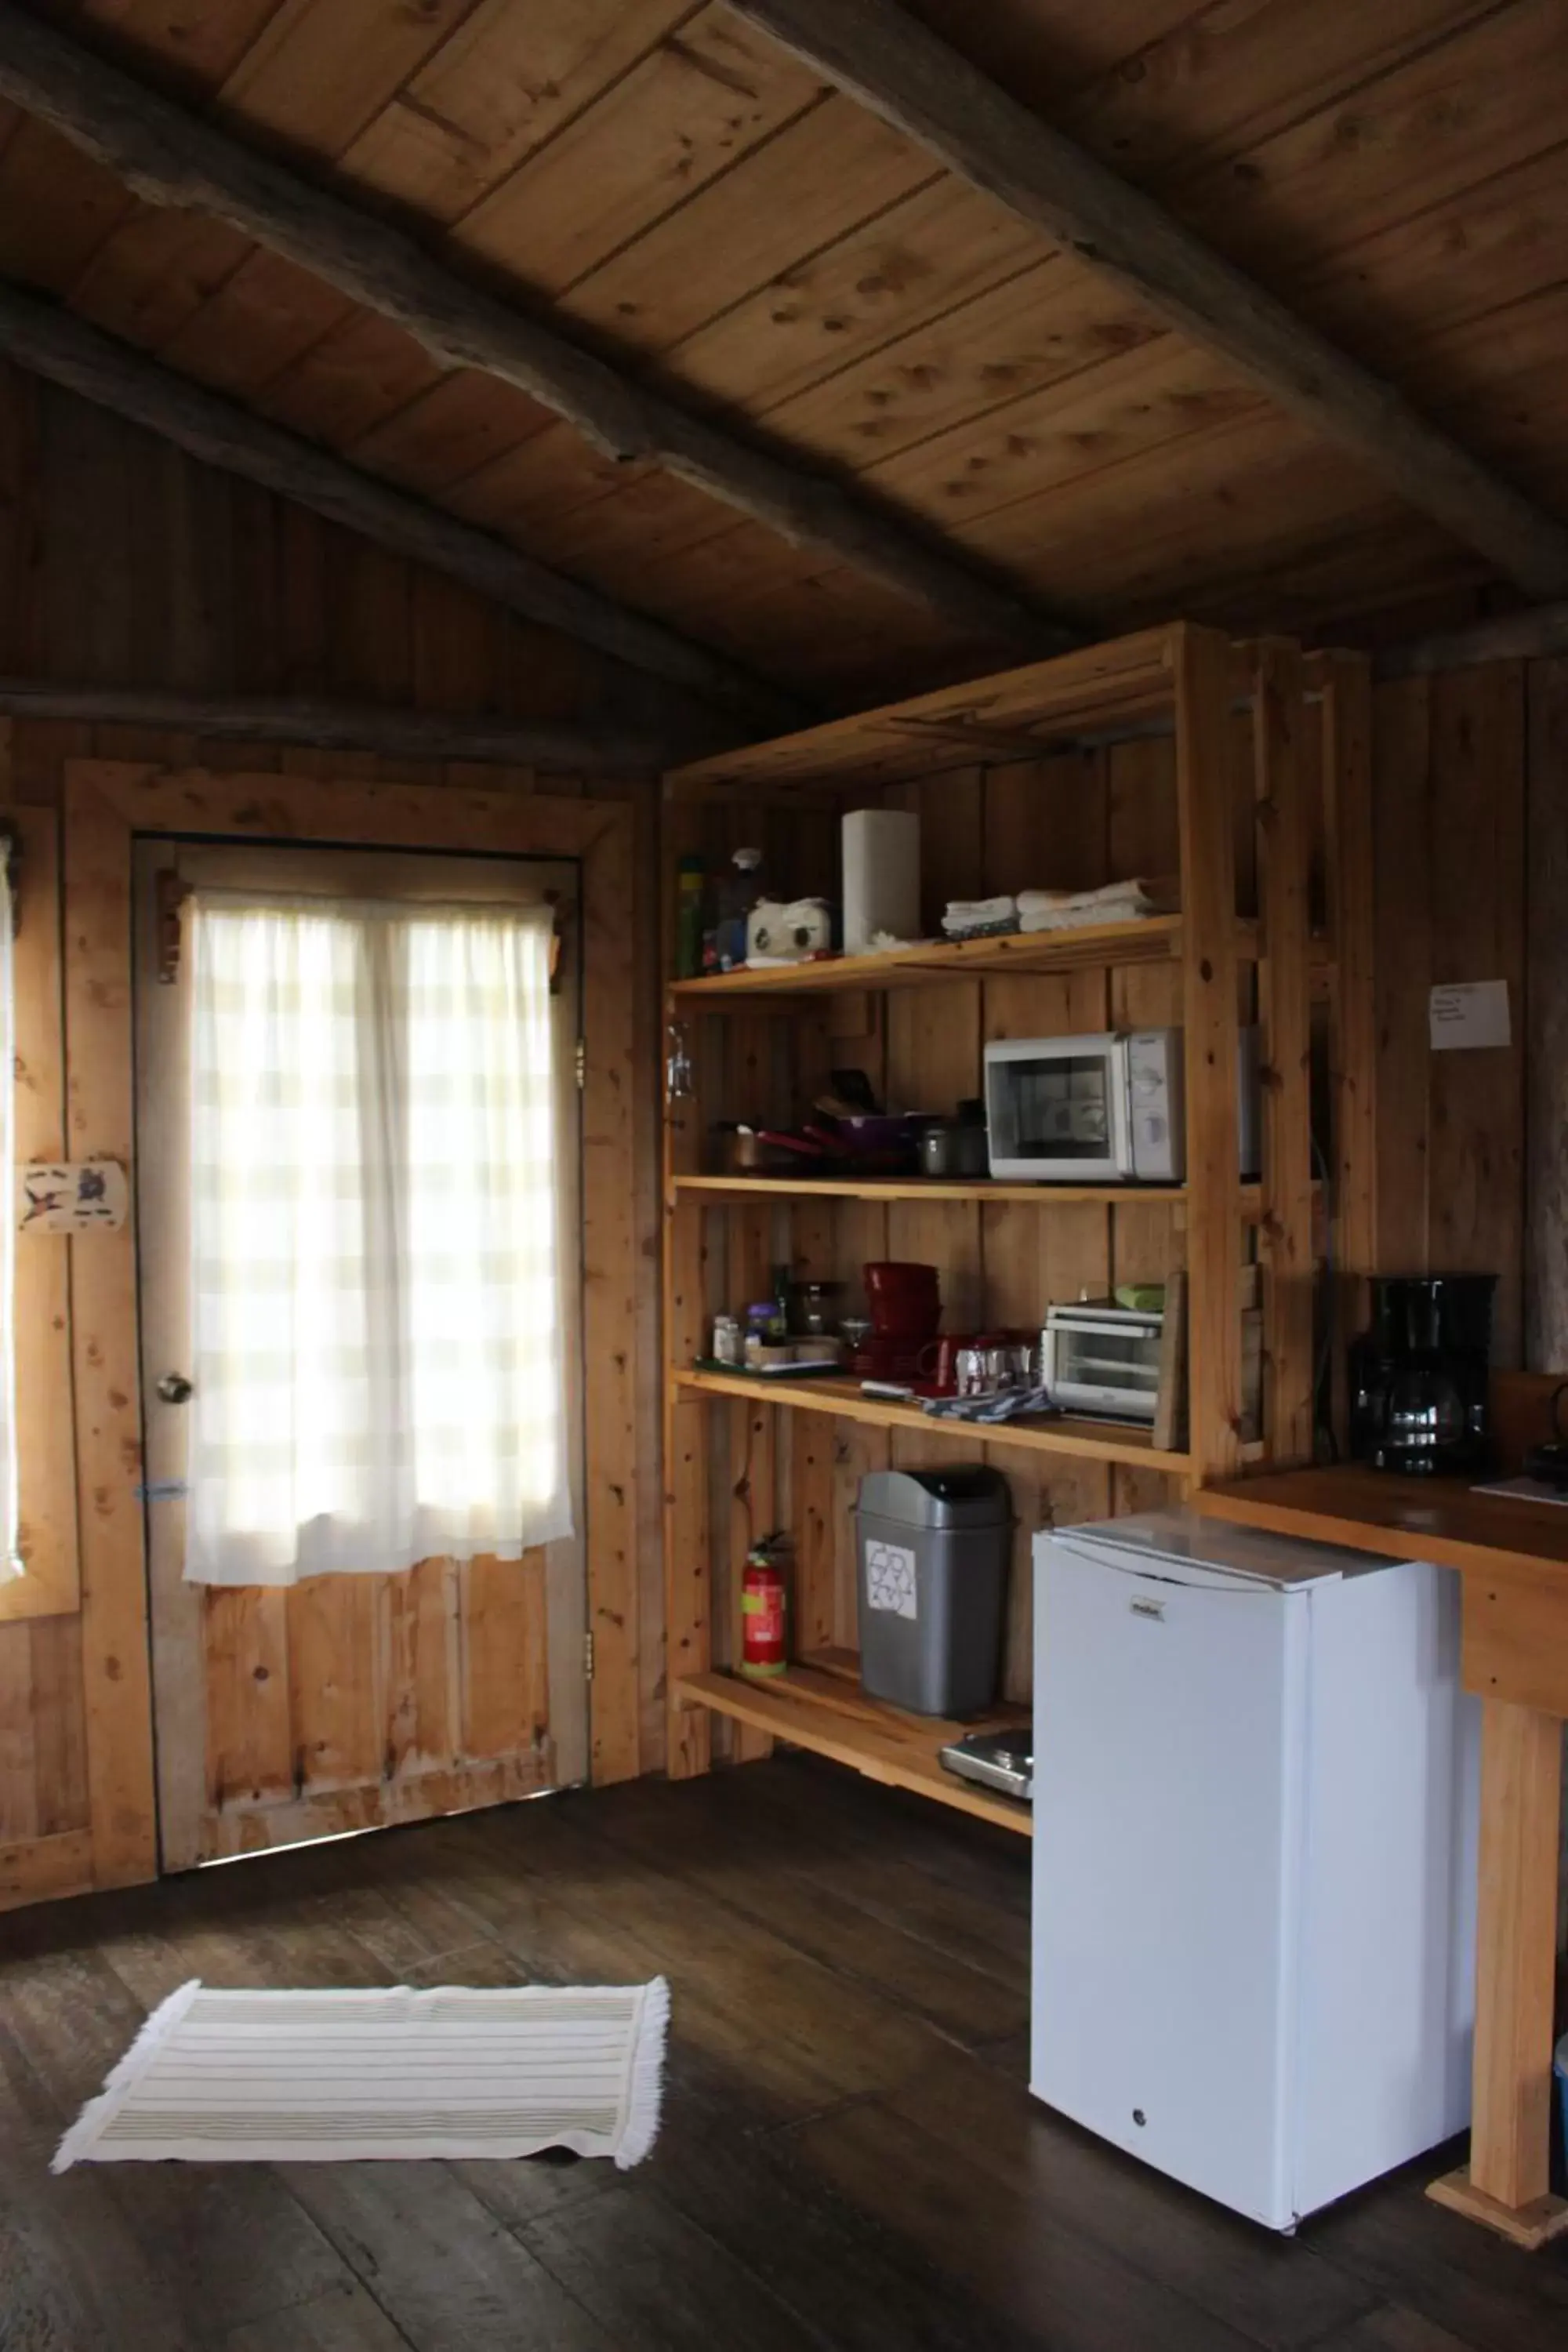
[185,891,570,1586]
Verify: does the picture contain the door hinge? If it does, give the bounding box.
[575,1038,586,1091]
[583,1628,595,1682]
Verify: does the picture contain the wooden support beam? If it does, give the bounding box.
[1525,656,1568,1373]
[1174,624,1243,1483]
[0,680,720,772]
[0,283,793,727]
[1377,601,1568,679]
[726,0,1568,602]
[0,8,1066,657]
[1427,1697,1568,2248]
[1250,640,1314,1467]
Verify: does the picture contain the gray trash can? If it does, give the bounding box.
[854,1467,1012,1718]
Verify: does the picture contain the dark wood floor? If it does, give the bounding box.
[1,1755,1566,2351]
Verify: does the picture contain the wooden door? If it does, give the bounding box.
[134,840,588,1869]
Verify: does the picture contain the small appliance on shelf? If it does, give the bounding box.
[1348,1273,1496,1475]
[848,1261,942,1384]
[1041,1298,1165,1423]
[938,1728,1033,1801]
[983,1027,1260,1184]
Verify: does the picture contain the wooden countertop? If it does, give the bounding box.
[1200,1462,1568,1588]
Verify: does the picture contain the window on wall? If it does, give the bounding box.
[0,844,17,1585]
[183,891,572,1588]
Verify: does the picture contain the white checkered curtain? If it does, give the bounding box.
[183,892,572,1587]
[0,855,18,1584]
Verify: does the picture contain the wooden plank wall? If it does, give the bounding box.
[1370,659,1541,1375]
[0,361,677,1907]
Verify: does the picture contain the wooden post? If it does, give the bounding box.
[1428,1697,1568,2249]
[662,800,713,1778]
[1315,651,1377,1448]
[1251,641,1314,1465]
[1525,656,1568,1371]
[61,778,159,1889]
[1174,626,1243,1483]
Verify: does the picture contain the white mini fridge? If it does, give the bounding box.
[1030,1512,1479,2232]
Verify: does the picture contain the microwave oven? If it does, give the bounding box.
[983,1027,1259,1184]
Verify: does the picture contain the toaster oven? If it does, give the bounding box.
[983,1027,1259,1184]
[1040,1301,1164,1423]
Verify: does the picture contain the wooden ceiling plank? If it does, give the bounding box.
[0,113,134,293]
[454,5,827,297]
[666,169,1044,421]
[659,3,1501,430]
[559,90,935,350]
[339,0,702,225]
[55,2,294,92]
[67,205,254,353]
[1051,0,1499,190]
[681,57,1568,504]
[345,369,554,502]
[247,305,447,448]
[0,9,1063,652]
[0,281,797,723]
[154,244,354,397]
[724,0,1568,597]
[771,124,1568,496]
[215,0,483,160]
[863,336,1263,539]
[1179,0,1568,281]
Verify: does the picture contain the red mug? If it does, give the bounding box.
[916,1333,975,1392]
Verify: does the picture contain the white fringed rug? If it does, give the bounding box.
[53,1978,669,2172]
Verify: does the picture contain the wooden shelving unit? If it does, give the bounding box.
[662,622,1332,1808]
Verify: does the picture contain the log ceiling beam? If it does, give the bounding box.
[725,0,1568,602]
[0,284,799,730]
[0,681,711,771]
[0,8,1070,659]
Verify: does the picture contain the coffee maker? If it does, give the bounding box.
[1348,1274,1496,1476]
[849,1261,941,1383]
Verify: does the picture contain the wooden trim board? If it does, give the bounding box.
[1,804,81,1621]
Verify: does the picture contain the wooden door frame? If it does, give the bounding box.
[62,760,640,1891]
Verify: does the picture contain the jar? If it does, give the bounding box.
[711,1313,743,1367]
[744,1299,786,1365]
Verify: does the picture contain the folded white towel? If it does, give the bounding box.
[942,894,1016,933]
[1017,878,1157,917]
[1020,894,1151,933]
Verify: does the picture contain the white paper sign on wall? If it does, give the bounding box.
[1428,979,1512,1052]
[17,1161,128,1233]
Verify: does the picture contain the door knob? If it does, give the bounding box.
[156,1372,194,1404]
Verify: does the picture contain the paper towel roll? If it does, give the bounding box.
[842,808,920,954]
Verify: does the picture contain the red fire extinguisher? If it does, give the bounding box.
[740,1535,788,1679]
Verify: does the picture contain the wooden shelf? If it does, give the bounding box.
[663,627,1179,795]
[673,1171,1269,1214]
[667,915,1184,999]
[673,1171,1192,1205]
[673,1367,1192,1472]
[673,1659,1033,1835]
